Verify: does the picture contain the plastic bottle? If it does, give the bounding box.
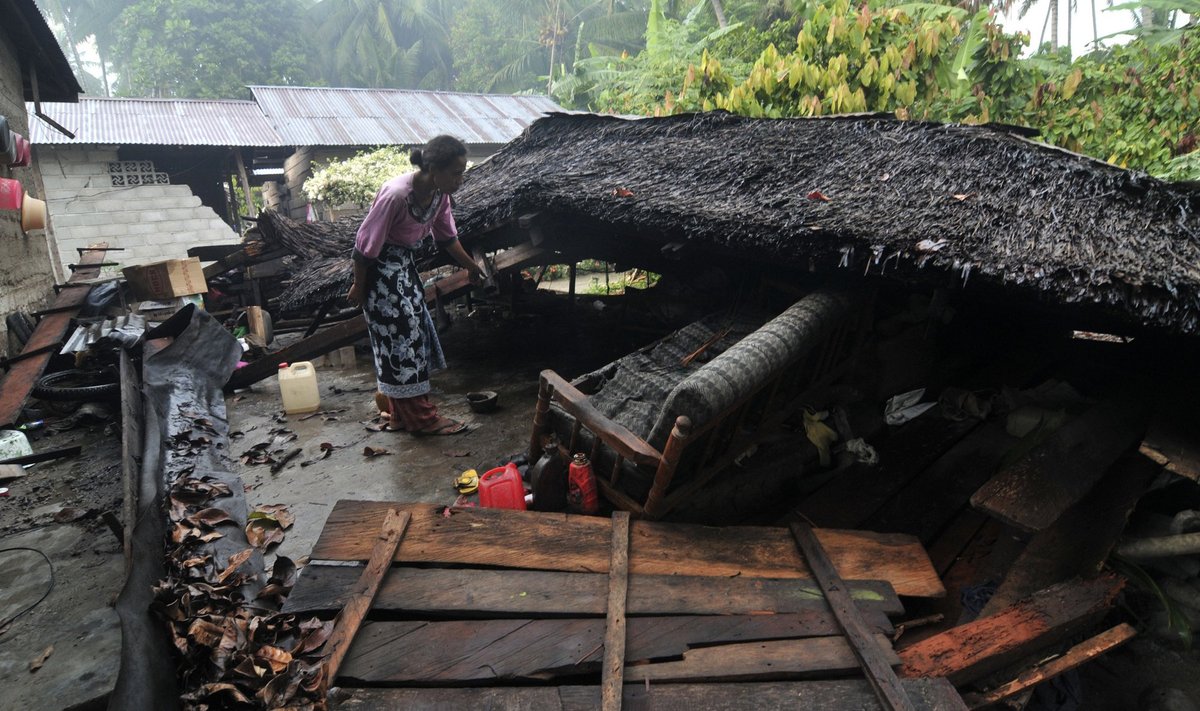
[479,462,527,510]
[0,429,32,460]
[277,361,320,415]
[567,453,600,515]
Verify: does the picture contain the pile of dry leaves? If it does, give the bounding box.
[154,474,331,710]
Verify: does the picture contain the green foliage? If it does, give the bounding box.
[111,0,315,98]
[306,0,455,89]
[303,148,414,207]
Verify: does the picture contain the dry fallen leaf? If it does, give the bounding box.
[255,645,294,674]
[442,449,471,458]
[187,507,234,528]
[952,193,976,201]
[217,549,254,583]
[611,186,635,197]
[363,446,392,457]
[806,190,831,202]
[249,504,295,530]
[29,645,53,672]
[246,522,286,549]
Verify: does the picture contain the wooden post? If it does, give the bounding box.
[601,511,632,711]
[791,522,918,711]
[529,373,553,464]
[119,349,142,571]
[235,150,257,218]
[568,262,577,313]
[246,305,268,344]
[642,416,691,519]
[320,509,411,696]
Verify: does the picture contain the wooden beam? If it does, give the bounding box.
[320,509,410,696]
[310,502,946,598]
[971,402,1147,532]
[962,624,1136,709]
[283,565,903,622]
[792,523,916,711]
[0,243,107,428]
[898,576,1124,685]
[227,314,366,390]
[601,512,630,711]
[541,370,662,468]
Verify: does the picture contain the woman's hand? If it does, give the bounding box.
[347,281,364,309]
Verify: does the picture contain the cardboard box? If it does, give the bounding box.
[123,257,207,300]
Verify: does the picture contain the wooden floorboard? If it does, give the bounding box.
[284,566,902,621]
[340,614,882,683]
[980,451,1160,616]
[311,502,944,598]
[792,413,980,530]
[970,402,1147,532]
[868,423,1018,544]
[334,679,967,711]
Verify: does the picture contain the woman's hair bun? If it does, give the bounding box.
[409,148,425,169]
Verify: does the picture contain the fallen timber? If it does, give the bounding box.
[226,241,545,390]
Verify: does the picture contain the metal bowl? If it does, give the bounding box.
[466,391,499,413]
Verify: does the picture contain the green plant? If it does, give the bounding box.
[303,148,414,207]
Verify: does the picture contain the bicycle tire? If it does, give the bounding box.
[32,369,120,402]
[5,313,34,348]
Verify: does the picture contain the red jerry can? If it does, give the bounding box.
[567,453,600,515]
[479,462,527,510]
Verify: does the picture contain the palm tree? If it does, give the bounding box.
[307,0,455,88]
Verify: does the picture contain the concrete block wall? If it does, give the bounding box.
[0,36,59,357]
[39,146,240,273]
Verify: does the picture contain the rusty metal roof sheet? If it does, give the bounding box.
[248,86,562,146]
[28,97,285,146]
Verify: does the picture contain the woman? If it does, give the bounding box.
[348,135,485,435]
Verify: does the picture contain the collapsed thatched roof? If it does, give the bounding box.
[454,112,1200,335]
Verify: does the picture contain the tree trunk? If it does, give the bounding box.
[709,0,728,28]
[1050,0,1059,50]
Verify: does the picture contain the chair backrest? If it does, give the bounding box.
[646,289,853,449]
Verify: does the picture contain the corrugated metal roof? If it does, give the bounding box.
[249,86,562,146]
[28,97,285,146]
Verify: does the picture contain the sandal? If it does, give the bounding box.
[412,418,468,437]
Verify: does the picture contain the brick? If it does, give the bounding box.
[139,210,169,223]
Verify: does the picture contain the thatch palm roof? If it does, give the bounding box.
[269,111,1200,334]
[454,112,1200,335]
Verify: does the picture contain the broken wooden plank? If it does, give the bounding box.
[794,412,980,530]
[284,566,902,621]
[0,445,82,466]
[602,511,630,711]
[792,522,917,711]
[340,614,867,683]
[336,679,968,711]
[310,502,945,598]
[623,635,899,683]
[897,575,1124,686]
[970,402,1147,533]
[320,509,410,695]
[227,314,366,390]
[962,623,1136,709]
[1139,399,1200,483]
[980,451,1160,616]
[0,464,27,483]
[0,243,107,428]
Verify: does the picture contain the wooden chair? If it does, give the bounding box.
[529,289,863,519]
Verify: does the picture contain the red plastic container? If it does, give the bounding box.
[479,462,527,510]
[568,453,600,515]
[0,177,22,212]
